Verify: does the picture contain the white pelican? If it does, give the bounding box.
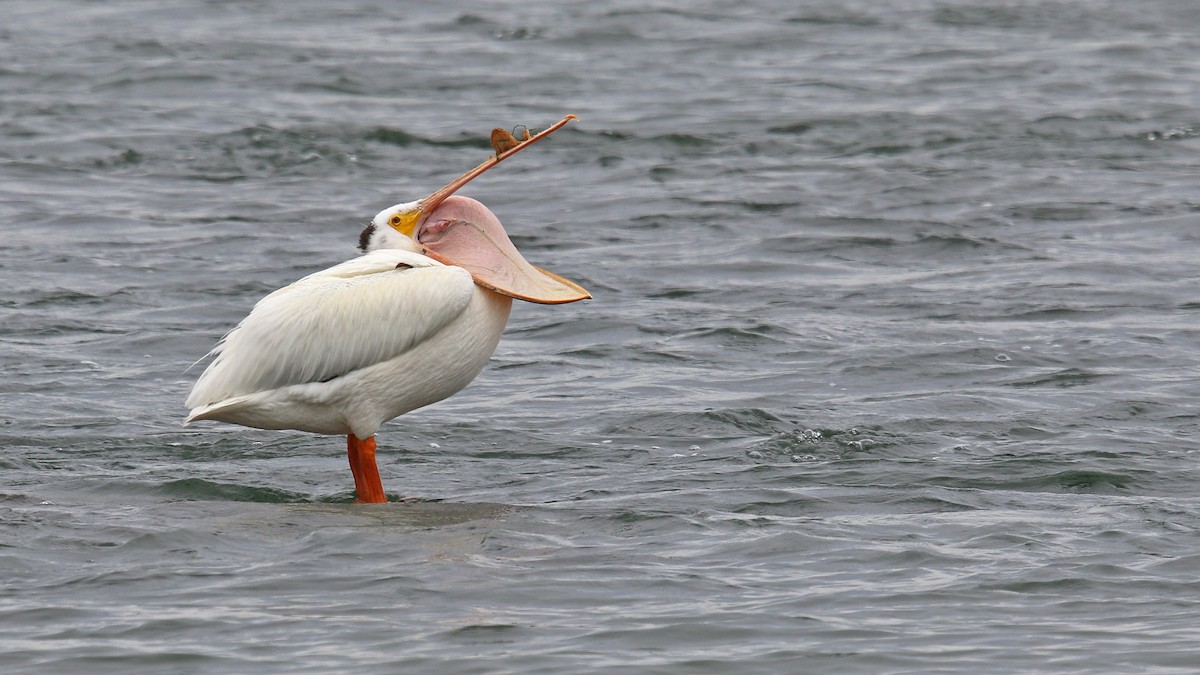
[185,115,589,503]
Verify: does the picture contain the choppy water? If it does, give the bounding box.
[4,0,1200,672]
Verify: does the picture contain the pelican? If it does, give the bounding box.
[185,115,589,503]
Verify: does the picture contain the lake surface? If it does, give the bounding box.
[3,0,1200,672]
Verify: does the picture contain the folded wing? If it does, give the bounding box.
[186,248,475,411]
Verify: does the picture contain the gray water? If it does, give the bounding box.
[3,0,1200,672]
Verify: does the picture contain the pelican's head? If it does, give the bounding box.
[359,200,424,254]
[357,117,590,305]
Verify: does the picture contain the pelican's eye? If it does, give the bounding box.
[384,209,421,236]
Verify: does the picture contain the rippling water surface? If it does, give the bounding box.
[3,0,1200,672]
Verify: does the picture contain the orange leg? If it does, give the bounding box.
[347,434,387,503]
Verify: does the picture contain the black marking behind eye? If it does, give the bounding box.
[395,262,412,270]
[358,223,376,252]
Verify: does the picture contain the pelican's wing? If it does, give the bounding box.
[186,248,474,409]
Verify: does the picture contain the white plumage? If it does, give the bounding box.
[185,248,511,439]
